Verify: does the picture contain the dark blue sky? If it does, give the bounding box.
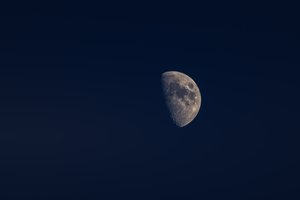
[0,2,299,199]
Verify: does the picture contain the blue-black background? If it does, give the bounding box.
[1,1,299,199]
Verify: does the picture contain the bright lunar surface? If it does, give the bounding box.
[161,71,201,127]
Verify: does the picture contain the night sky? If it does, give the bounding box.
[1,2,300,199]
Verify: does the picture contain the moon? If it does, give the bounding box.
[161,71,201,127]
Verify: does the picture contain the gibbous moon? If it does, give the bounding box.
[161,71,201,127]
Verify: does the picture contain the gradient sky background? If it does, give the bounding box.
[1,1,300,199]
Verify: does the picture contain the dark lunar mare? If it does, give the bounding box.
[166,80,196,106]
[168,81,189,99]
